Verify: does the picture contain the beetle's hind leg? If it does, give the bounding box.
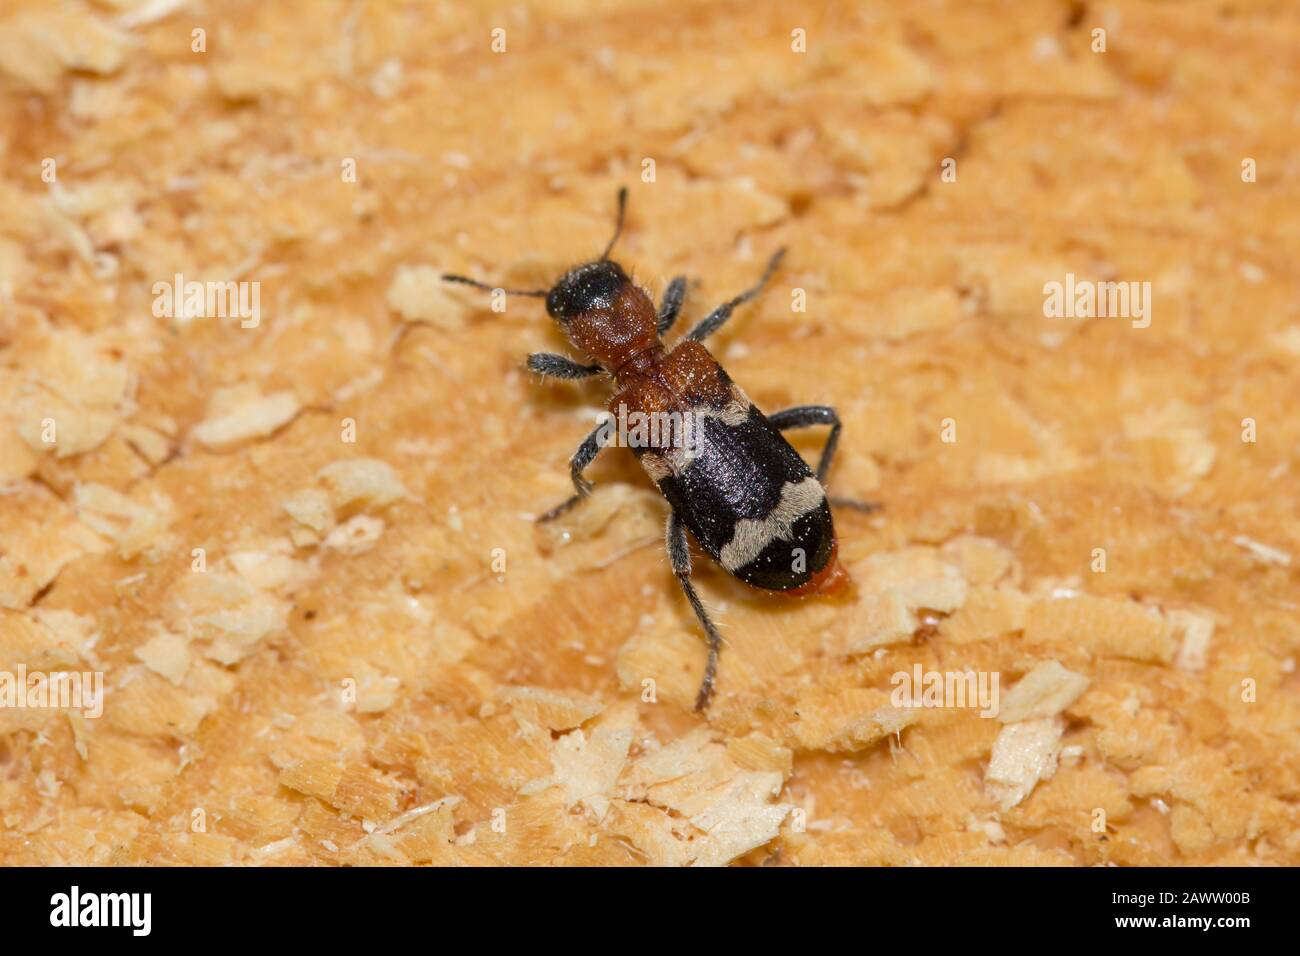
[768,404,882,514]
[537,423,608,523]
[768,405,841,481]
[828,497,882,514]
[667,511,724,712]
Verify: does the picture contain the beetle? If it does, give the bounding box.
[444,188,876,711]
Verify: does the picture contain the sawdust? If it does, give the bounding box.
[0,0,1296,866]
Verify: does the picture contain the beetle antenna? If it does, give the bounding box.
[600,186,628,260]
[441,274,548,297]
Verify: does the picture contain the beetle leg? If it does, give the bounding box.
[656,276,688,335]
[667,511,725,712]
[827,497,882,513]
[685,248,786,342]
[769,404,882,513]
[767,404,842,481]
[537,423,608,522]
[526,353,603,380]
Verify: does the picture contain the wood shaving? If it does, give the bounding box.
[1,0,1295,868]
[998,660,1089,723]
[192,386,300,451]
[985,717,1065,812]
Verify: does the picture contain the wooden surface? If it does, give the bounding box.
[0,0,1297,865]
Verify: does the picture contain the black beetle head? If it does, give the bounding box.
[545,260,629,322]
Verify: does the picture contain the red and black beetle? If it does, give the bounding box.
[445,189,876,711]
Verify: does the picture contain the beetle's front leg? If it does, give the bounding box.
[527,353,602,380]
